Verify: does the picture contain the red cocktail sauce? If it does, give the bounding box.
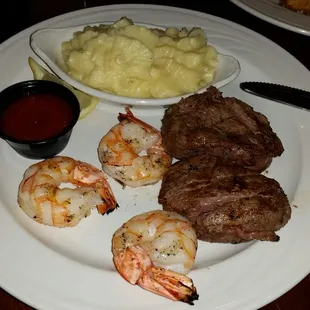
[0,93,74,141]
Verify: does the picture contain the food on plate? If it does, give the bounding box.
[28,57,99,120]
[112,210,198,304]
[158,155,291,243]
[161,86,284,172]
[18,156,118,227]
[98,107,172,187]
[0,87,74,142]
[61,16,219,99]
[0,79,81,159]
[280,0,310,14]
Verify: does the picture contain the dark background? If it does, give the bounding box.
[0,0,309,69]
[0,1,309,309]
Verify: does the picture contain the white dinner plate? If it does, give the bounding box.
[230,0,310,36]
[0,4,310,310]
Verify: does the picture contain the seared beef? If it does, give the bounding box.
[158,156,291,243]
[161,87,284,172]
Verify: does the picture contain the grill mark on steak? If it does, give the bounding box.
[161,86,284,172]
[158,156,291,243]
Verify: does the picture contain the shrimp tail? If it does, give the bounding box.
[151,267,199,305]
[73,161,119,215]
[97,181,119,214]
[113,245,199,305]
[118,107,160,135]
[118,107,135,121]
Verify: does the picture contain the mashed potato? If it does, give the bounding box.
[61,17,219,99]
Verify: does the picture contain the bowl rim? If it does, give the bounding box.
[0,80,80,144]
[29,21,241,107]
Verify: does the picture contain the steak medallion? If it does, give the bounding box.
[158,156,291,243]
[161,87,284,172]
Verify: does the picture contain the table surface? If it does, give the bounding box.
[0,1,309,309]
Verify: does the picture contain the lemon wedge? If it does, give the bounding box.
[28,57,99,120]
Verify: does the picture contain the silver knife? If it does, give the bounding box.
[240,82,310,112]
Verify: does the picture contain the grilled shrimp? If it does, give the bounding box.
[112,210,199,304]
[98,108,172,187]
[18,156,118,227]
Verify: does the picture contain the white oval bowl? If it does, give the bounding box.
[30,22,241,107]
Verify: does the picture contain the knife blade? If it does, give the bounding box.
[240,82,310,111]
